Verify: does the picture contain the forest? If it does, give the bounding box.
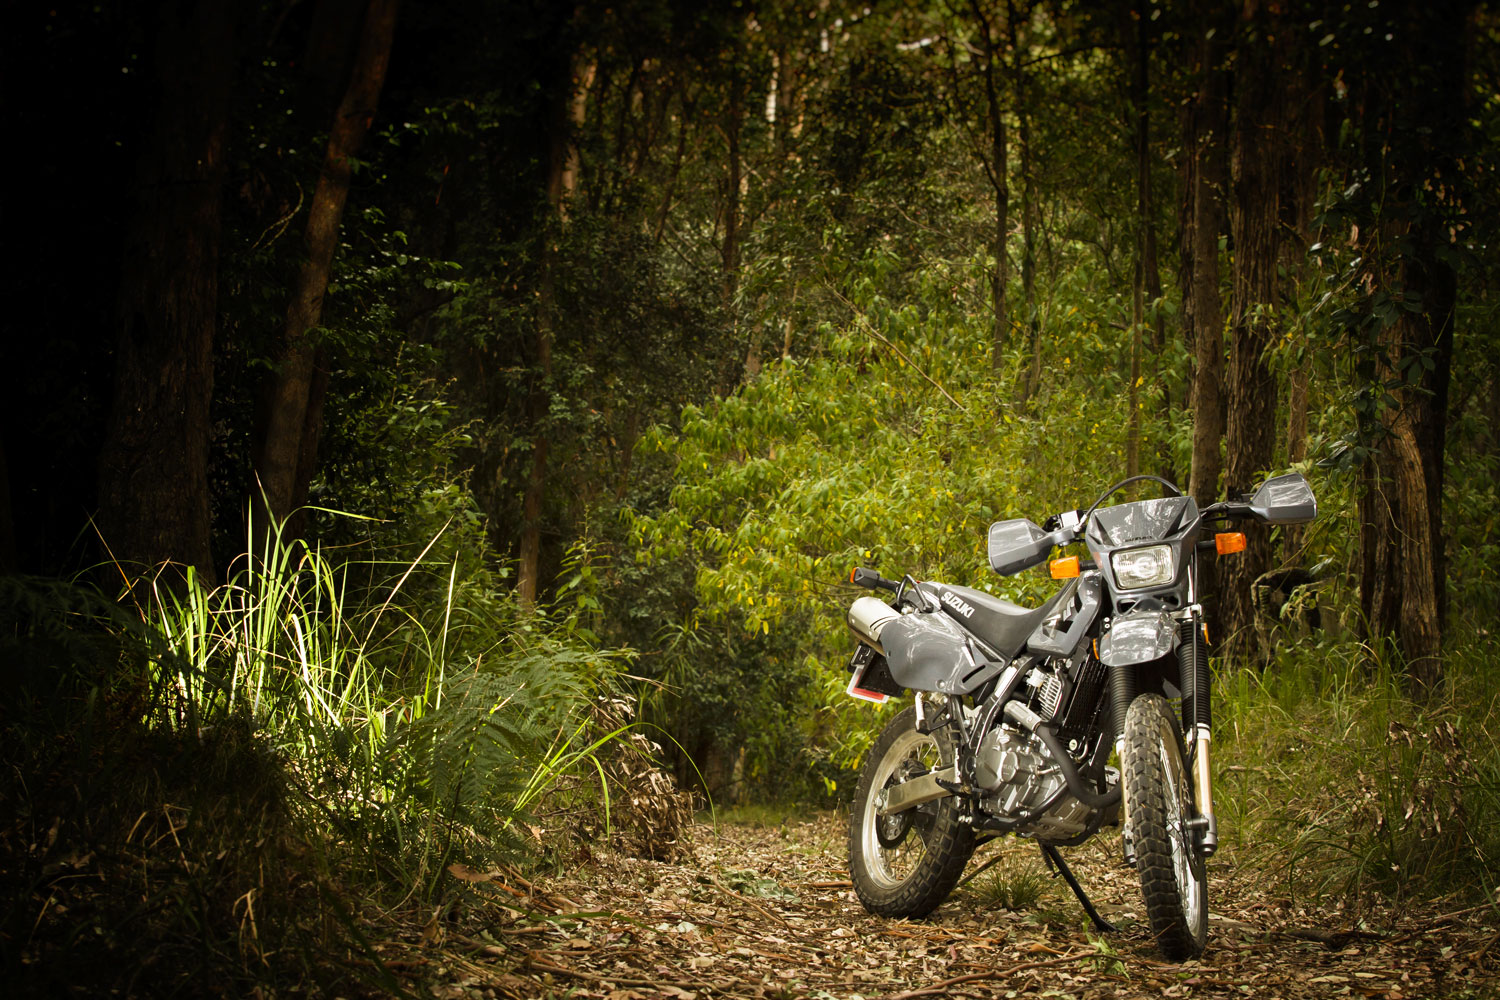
[2,0,1498,996]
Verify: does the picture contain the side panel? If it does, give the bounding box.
[881,610,982,695]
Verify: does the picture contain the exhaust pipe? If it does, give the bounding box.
[848,596,901,654]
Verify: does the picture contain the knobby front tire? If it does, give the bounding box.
[849,705,974,918]
[1123,692,1209,960]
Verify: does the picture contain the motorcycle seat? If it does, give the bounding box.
[927,582,1068,660]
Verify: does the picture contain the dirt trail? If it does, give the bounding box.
[411,815,1498,1000]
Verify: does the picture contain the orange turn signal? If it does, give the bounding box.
[1215,532,1247,555]
[849,567,857,582]
[1050,555,1081,579]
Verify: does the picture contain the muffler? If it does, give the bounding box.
[848,595,901,654]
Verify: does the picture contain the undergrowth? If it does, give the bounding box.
[0,514,683,995]
[1216,631,1500,914]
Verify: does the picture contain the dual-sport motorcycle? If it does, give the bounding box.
[842,472,1316,959]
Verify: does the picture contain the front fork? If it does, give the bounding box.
[1115,616,1219,865]
[1181,616,1219,857]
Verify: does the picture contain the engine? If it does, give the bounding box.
[971,656,1111,840]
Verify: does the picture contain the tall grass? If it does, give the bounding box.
[137,511,636,894]
[1,511,643,994]
[1216,631,1500,912]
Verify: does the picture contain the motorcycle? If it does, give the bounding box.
[842,472,1316,960]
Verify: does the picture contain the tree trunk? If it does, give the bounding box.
[1183,4,1228,512]
[1125,1,1167,481]
[1282,359,1311,554]
[1007,1,1042,404]
[990,105,1010,371]
[1127,292,1142,479]
[1277,46,1323,558]
[1220,2,1286,663]
[652,86,691,244]
[725,63,749,378]
[255,0,398,534]
[97,0,232,587]
[518,42,590,610]
[1354,4,1464,691]
[1360,218,1457,693]
[969,0,1010,370]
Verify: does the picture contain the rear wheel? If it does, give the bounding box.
[1122,693,1208,960]
[849,706,974,917]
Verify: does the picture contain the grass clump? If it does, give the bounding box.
[967,846,1051,912]
[1216,632,1500,913]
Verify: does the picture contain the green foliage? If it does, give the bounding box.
[628,242,1145,777]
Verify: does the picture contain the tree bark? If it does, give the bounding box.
[725,62,755,382]
[1282,359,1311,554]
[255,0,398,533]
[97,0,232,587]
[1183,3,1228,512]
[1220,2,1287,663]
[969,0,1010,370]
[1359,214,1457,693]
[1277,46,1323,558]
[1354,3,1465,691]
[518,41,590,610]
[1123,1,1166,481]
[1007,1,1042,404]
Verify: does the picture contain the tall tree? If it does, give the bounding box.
[255,0,399,533]
[518,38,590,610]
[1180,0,1229,511]
[1220,1,1290,661]
[957,0,1012,371]
[1008,0,1043,404]
[97,0,234,585]
[1121,0,1164,481]
[1349,2,1470,690]
[1277,41,1324,559]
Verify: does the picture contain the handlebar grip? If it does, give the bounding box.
[849,566,899,592]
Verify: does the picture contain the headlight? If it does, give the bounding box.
[1111,544,1175,589]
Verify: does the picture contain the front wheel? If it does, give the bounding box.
[1122,693,1208,960]
[849,705,974,917]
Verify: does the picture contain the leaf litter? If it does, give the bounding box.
[397,814,1497,999]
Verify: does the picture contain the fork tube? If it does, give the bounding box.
[1178,617,1218,855]
[1110,660,1136,853]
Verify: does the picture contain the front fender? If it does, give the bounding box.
[1098,610,1178,666]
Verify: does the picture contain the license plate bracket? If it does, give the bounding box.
[846,645,904,703]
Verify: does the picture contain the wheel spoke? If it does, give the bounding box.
[862,736,939,888]
[850,705,975,918]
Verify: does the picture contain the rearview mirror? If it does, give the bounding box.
[1249,473,1317,524]
[988,518,1053,575]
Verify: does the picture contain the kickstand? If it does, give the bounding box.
[1039,843,1117,934]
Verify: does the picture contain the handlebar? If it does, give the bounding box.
[849,566,900,593]
[1201,500,1255,522]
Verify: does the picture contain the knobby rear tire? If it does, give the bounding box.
[1123,692,1209,960]
[849,706,974,918]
